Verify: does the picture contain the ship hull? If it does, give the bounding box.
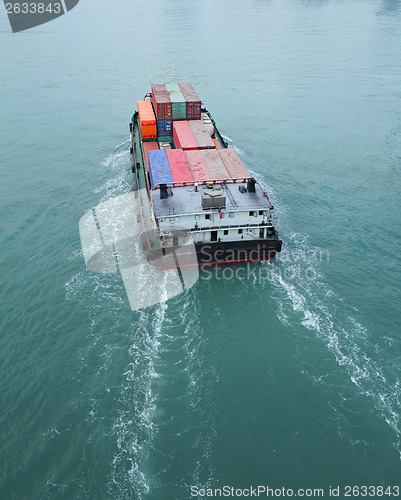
[146,238,282,270]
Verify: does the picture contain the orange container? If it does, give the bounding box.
[137,100,157,140]
[212,138,221,149]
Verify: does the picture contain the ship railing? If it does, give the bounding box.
[151,177,252,190]
[189,222,274,232]
[157,222,274,236]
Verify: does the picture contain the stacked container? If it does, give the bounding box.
[151,84,173,142]
[184,150,211,183]
[166,149,193,186]
[137,101,157,141]
[143,142,159,171]
[148,150,173,189]
[173,121,198,150]
[179,83,201,120]
[165,83,187,120]
[189,120,215,149]
[151,84,172,120]
[201,149,230,181]
[218,148,250,181]
[157,119,173,141]
[150,83,202,144]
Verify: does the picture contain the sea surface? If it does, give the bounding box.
[1,0,401,498]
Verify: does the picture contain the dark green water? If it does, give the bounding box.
[1,0,401,498]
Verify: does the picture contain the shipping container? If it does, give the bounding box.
[148,150,173,189]
[218,148,250,181]
[158,136,173,143]
[201,149,230,181]
[143,142,159,172]
[184,150,211,183]
[166,149,194,186]
[165,83,181,92]
[137,100,157,140]
[173,121,198,150]
[157,119,173,137]
[179,83,201,120]
[165,83,187,120]
[151,84,172,120]
[189,120,215,149]
[212,138,221,149]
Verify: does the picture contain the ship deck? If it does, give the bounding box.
[151,182,273,217]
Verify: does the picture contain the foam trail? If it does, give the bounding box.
[272,265,401,454]
[252,174,401,458]
[237,165,401,457]
[144,292,219,497]
[94,149,132,203]
[108,295,169,499]
[221,134,233,143]
[115,138,131,151]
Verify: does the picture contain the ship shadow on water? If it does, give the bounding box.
[79,189,199,312]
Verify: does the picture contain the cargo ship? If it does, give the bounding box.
[129,83,282,269]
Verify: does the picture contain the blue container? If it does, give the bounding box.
[148,150,173,189]
[157,119,173,137]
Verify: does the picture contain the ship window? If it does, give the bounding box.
[205,214,210,220]
[195,215,200,221]
[249,211,253,216]
[259,210,264,216]
[169,217,175,222]
[224,230,228,235]
[229,212,234,218]
[254,211,257,217]
[238,229,243,234]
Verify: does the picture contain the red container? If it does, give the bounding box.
[166,149,194,185]
[143,142,159,171]
[173,121,198,150]
[151,84,172,120]
[218,148,250,181]
[179,83,201,119]
[184,150,211,183]
[201,149,229,181]
[189,120,215,149]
